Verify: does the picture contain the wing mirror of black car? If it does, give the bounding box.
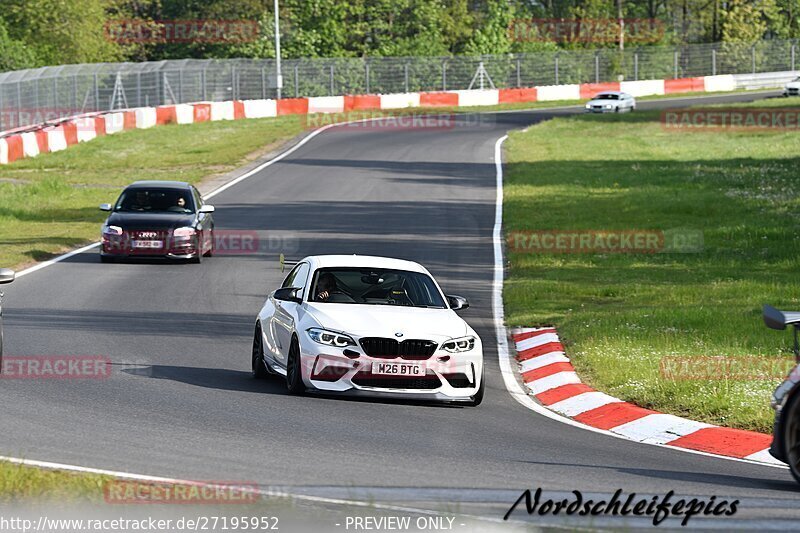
[447,295,469,311]
[199,205,215,214]
[764,305,800,361]
[0,268,15,285]
[99,203,112,212]
[274,287,302,304]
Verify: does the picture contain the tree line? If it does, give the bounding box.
[1,0,798,71]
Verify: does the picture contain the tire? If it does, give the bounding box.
[286,337,304,395]
[783,392,800,483]
[190,237,203,264]
[467,367,485,407]
[203,229,214,257]
[252,325,269,379]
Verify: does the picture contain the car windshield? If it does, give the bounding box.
[596,94,619,100]
[114,188,195,214]
[309,268,447,308]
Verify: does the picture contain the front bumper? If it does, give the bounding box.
[297,336,483,401]
[585,105,617,113]
[101,234,200,259]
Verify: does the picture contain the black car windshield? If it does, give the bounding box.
[596,94,619,100]
[114,188,195,214]
[309,268,447,308]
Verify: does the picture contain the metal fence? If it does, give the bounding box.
[1,39,798,131]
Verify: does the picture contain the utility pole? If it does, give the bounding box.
[618,0,625,51]
[274,0,283,99]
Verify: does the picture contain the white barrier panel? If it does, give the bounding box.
[380,93,421,109]
[46,128,68,152]
[621,79,665,97]
[75,118,97,143]
[731,71,795,90]
[0,139,7,165]
[308,96,345,114]
[535,84,581,101]
[135,108,157,129]
[175,104,195,124]
[243,99,277,118]
[455,90,499,107]
[104,112,125,134]
[21,132,39,157]
[210,101,235,121]
[703,75,736,92]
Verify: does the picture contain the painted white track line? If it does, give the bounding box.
[490,134,786,470]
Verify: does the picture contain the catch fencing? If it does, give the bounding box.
[0,39,798,131]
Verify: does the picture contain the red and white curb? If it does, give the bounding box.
[511,327,784,466]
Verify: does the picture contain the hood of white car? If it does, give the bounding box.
[587,99,618,106]
[303,303,470,342]
[786,81,800,89]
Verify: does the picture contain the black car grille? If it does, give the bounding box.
[352,371,441,390]
[359,338,438,360]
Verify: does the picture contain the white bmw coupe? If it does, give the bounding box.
[251,255,484,405]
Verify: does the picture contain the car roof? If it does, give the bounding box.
[302,255,430,274]
[126,180,192,190]
[594,91,625,96]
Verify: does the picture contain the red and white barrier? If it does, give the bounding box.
[0,72,766,165]
[512,327,782,465]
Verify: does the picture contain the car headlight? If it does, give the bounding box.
[585,103,591,109]
[441,336,476,353]
[102,225,122,236]
[173,227,196,238]
[605,104,613,109]
[307,328,356,347]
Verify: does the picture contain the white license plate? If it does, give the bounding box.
[371,362,426,376]
[132,240,163,249]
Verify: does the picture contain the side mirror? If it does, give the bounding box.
[274,287,302,304]
[763,305,800,331]
[99,203,112,212]
[447,295,469,311]
[199,205,215,214]
[0,269,15,285]
[763,304,800,361]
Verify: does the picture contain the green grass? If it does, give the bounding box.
[504,97,800,433]
[0,461,109,502]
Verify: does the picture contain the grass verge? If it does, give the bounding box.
[504,97,800,433]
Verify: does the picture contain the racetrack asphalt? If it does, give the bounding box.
[4,90,800,530]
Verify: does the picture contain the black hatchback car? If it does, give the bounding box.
[100,181,215,263]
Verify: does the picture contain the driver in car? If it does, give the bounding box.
[316,272,338,301]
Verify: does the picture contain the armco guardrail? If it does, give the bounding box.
[0,39,799,131]
[733,70,798,90]
[0,71,781,166]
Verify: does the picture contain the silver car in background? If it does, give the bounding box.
[0,268,15,364]
[585,91,636,113]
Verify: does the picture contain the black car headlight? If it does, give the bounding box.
[307,328,356,348]
[441,336,476,353]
